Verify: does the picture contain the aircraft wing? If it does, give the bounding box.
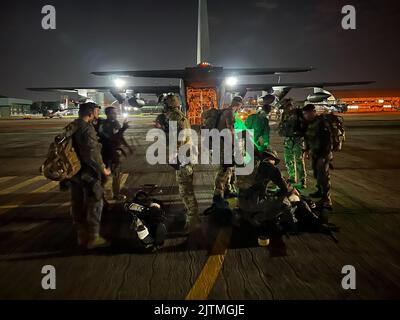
[226,81,375,100]
[223,67,314,76]
[228,81,374,92]
[227,81,374,96]
[27,86,181,95]
[91,67,313,79]
[91,70,186,78]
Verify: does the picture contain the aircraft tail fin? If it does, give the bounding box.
[197,0,210,64]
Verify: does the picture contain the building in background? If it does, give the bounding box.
[0,97,32,118]
[332,89,400,113]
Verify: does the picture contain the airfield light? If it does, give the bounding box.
[378,99,385,103]
[114,78,126,89]
[225,76,238,87]
[123,112,128,118]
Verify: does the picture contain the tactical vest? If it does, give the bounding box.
[165,107,192,147]
[279,110,304,137]
[305,118,320,147]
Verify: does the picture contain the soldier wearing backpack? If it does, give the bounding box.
[70,103,112,249]
[212,96,243,202]
[278,100,307,189]
[156,94,200,233]
[302,104,334,208]
[98,106,131,201]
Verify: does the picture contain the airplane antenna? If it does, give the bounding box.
[197,0,210,64]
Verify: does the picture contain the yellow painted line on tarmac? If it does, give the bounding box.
[0,176,16,184]
[0,180,60,215]
[0,176,45,195]
[185,227,232,300]
[120,173,129,189]
[0,202,70,209]
[30,181,59,193]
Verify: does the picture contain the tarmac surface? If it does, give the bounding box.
[0,113,399,299]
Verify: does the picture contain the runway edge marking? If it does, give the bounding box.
[185,226,232,300]
[0,176,46,195]
[0,180,59,215]
[0,173,130,210]
[0,176,17,184]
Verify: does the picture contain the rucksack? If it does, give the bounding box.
[41,123,81,181]
[322,113,346,151]
[201,108,222,130]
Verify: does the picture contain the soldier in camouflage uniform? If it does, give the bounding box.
[244,94,274,149]
[98,106,131,201]
[155,94,199,232]
[278,100,307,189]
[302,104,333,208]
[213,96,244,202]
[236,147,291,225]
[70,102,111,249]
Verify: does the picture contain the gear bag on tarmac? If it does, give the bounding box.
[41,123,81,181]
[205,190,340,243]
[124,187,167,250]
[323,113,346,151]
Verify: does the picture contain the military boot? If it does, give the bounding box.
[87,234,111,250]
[77,229,88,247]
[183,215,202,235]
[317,195,333,209]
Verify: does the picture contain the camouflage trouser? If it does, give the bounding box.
[283,137,306,183]
[176,164,198,218]
[227,169,237,195]
[70,176,104,236]
[213,140,238,198]
[104,161,121,200]
[311,152,333,198]
[214,165,236,198]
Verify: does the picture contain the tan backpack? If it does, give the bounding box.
[201,108,222,130]
[322,114,346,151]
[41,123,81,181]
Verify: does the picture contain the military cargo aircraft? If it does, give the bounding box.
[28,0,372,124]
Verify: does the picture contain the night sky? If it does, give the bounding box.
[0,0,399,101]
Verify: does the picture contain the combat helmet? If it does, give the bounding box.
[261,94,276,106]
[163,93,181,109]
[256,146,280,165]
